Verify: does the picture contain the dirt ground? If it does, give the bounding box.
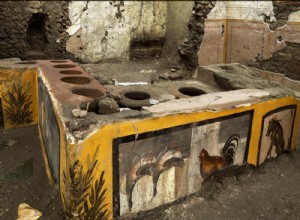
[1,125,300,220]
[0,125,63,220]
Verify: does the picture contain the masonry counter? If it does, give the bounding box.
[1,60,299,219]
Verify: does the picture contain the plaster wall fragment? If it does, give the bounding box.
[288,11,300,22]
[207,1,275,21]
[67,1,167,62]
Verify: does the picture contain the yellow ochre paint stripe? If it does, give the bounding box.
[87,96,299,166]
[286,22,300,25]
[38,124,55,185]
[78,96,299,217]
[37,74,70,211]
[206,18,271,24]
[223,19,228,64]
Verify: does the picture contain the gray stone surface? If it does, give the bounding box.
[197,63,298,98]
[98,97,120,114]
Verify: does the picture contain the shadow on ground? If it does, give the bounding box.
[0,125,63,220]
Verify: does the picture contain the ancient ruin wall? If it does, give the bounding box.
[162,1,194,59]
[178,1,216,70]
[67,1,167,63]
[0,1,73,60]
[268,1,300,30]
[253,42,300,81]
[0,1,191,63]
[197,0,300,78]
[253,2,300,81]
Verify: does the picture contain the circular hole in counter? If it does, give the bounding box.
[61,76,91,85]
[53,64,76,68]
[50,60,68,63]
[71,88,105,99]
[60,70,83,75]
[124,91,150,100]
[178,87,206,97]
[16,61,37,64]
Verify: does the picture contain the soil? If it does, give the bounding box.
[0,125,63,220]
[1,125,300,220]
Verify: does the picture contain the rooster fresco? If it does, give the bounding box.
[198,134,240,179]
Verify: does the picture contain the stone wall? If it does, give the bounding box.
[253,2,300,81]
[268,1,300,30]
[253,42,300,81]
[0,1,73,60]
[0,1,194,63]
[178,1,216,70]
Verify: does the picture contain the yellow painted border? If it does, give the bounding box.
[0,68,39,129]
[38,85,68,210]
[36,75,68,211]
[78,96,299,217]
[208,19,268,64]
[286,22,300,25]
[226,19,266,24]
[206,19,271,24]
[38,124,55,185]
[206,18,276,63]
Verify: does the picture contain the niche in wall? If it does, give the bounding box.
[129,38,165,60]
[27,13,48,52]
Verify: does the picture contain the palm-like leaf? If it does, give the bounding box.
[62,159,110,220]
[2,82,33,125]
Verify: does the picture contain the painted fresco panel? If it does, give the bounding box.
[0,68,37,128]
[113,111,253,217]
[227,22,268,63]
[38,78,60,182]
[116,128,192,215]
[198,21,224,65]
[190,112,252,192]
[258,105,296,165]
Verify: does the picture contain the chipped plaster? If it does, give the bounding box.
[67,1,167,62]
[288,11,300,22]
[207,1,275,21]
